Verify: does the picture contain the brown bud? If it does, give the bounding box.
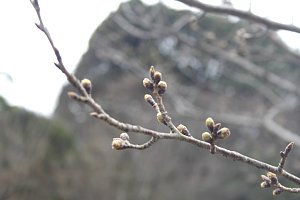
[153,71,162,84]
[217,127,230,139]
[205,117,215,132]
[149,66,156,80]
[202,132,213,143]
[81,78,92,94]
[177,124,191,136]
[272,188,283,196]
[112,138,124,150]
[157,81,167,95]
[120,132,129,141]
[143,78,154,91]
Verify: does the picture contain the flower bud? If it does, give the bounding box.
[81,78,92,94]
[202,132,213,143]
[157,81,167,95]
[217,127,230,139]
[149,66,156,80]
[156,112,166,125]
[153,71,162,84]
[143,78,154,91]
[120,132,129,141]
[267,172,278,185]
[260,181,271,188]
[67,91,78,99]
[177,124,191,136]
[205,117,215,132]
[272,188,283,196]
[112,138,124,150]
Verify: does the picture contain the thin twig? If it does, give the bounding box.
[175,0,300,34]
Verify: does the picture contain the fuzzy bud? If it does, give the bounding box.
[120,132,129,141]
[205,117,215,133]
[144,94,155,106]
[112,138,124,150]
[153,71,162,84]
[156,112,166,125]
[202,132,213,143]
[67,91,78,99]
[143,78,154,91]
[267,172,278,185]
[81,78,92,94]
[260,181,271,189]
[217,127,231,139]
[149,66,156,80]
[272,188,283,196]
[177,124,191,136]
[157,81,167,95]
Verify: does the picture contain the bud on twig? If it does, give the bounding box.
[260,181,271,188]
[153,71,162,84]
[267,172,278,185]
[272,188,283,196]
[112,138,124,150]
[143,78,154,91]
[120,132,130,141]
[202,132,213,143]
[81,78,92,95]
[205,117,215,133]
[217,127,231,139]
[149,66,156,81]
[177,124,191,136]
[157,81,167,95]
[156,112,166,125]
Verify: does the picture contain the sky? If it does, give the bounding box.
[1,0,300,117]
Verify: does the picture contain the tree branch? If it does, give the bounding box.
[30,0,300,195]
[175,0,300,34]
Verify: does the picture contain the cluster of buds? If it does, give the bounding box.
[143,66,167,95]
[202,117,231,142]
[112,132,130,150]
[201,117,230,153]
[260,172,283,196]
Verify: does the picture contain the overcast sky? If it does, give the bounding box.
[1,0,300,117]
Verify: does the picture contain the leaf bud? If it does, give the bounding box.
[67,91,78,99]
[143,78,154,91]
[217,127,231,139]
[81,78,92,94]
[205,117,215,132]
[156,112,166,125]
[149,66,156,80]
[112,138,124,150]
[260,181,271,189]
[267,172,278,185]
[177,124,191,136]
[153,71,162,84]
[120,132,129,141]
[272,188,283,196]
[157,81,167,95]
[202,132,213,143]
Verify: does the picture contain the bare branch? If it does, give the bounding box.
[30,0,300,195]
[175,0,300,34]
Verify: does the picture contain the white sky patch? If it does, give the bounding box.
[0,0,299,116]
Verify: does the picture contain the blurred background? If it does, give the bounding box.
[1,0,300,199]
